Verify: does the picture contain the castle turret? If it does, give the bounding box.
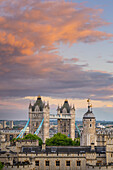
[80,99,97,146]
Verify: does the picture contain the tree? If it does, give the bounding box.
[11,134,43,146]
[46,133,80,146]
[73,138,80,146]
[23,134,43,146]
[0,162,4,170]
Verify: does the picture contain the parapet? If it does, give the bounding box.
[16,140,39,148]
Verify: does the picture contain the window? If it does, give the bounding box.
[90,124,92,127]
[66,161,70,166]
[56,161,60,166]
[45,161,49,166]
[77,161,81,166]
[90,119,92,121]
[35,161,39,166]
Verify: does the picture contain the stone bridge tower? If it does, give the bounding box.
[57,99,75,140]
[80,99,97,146]
[29,96,49,142]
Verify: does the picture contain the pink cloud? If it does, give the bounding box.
[0,0,112,58]
[0,0,113,101]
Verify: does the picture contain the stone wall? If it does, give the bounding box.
[81,118,97,146]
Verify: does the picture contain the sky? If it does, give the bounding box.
[0,0,113,121]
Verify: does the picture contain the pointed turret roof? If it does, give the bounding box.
[60,99,70,113]
[32,95,44,111]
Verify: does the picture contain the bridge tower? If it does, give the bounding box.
[57,100,75,140]
[29,96,49,142]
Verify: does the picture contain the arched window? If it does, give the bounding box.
[62,108,67,113]
[35,105,40,112]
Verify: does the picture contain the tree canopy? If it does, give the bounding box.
[46,133,80,146]
[11,134,43,146]
[23,134,43,146]
[0,162,4,170]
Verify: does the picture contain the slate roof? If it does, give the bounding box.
[32,96,44,111]
[22,146,106,154]
[83,106,95,119]
[60,100,71,113]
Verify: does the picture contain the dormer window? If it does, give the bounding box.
[35,105,40,112]
[62,108,67,113]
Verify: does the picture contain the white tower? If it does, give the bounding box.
[80,99,97,146]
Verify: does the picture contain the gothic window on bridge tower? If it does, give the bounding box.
[63,108,67,113]
[35,106,40,112]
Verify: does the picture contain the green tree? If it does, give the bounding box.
[0,162,4,170]
[11,134,43,146]
[46,133,80,146]
[23,134,43,146]
[73,138,80,146]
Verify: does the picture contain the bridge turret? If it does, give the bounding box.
[57,99,75,140]
[29,95,49,142]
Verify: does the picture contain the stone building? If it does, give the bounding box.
[1,139,113,170]
[9,121,13,129]
[80,99,97,146]
[96,129,113,146]
[57,99,75,140]
[29,96,49,142]
[2,98,113,169]
[3,120,7,129]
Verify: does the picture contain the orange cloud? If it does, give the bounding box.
[0,0,112,59]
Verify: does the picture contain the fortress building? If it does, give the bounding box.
[57,99,75,140]
[29,96,49,142]
[80,99,97,146]
[2,98,113,169]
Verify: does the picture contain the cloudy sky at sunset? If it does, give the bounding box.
[0,0,113,120]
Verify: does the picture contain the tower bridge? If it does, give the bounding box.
[28,96,76,141]
[1,96,80,143]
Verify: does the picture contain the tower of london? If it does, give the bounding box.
[1,96,113,170]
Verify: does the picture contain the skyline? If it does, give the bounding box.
[0,0,113,120]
